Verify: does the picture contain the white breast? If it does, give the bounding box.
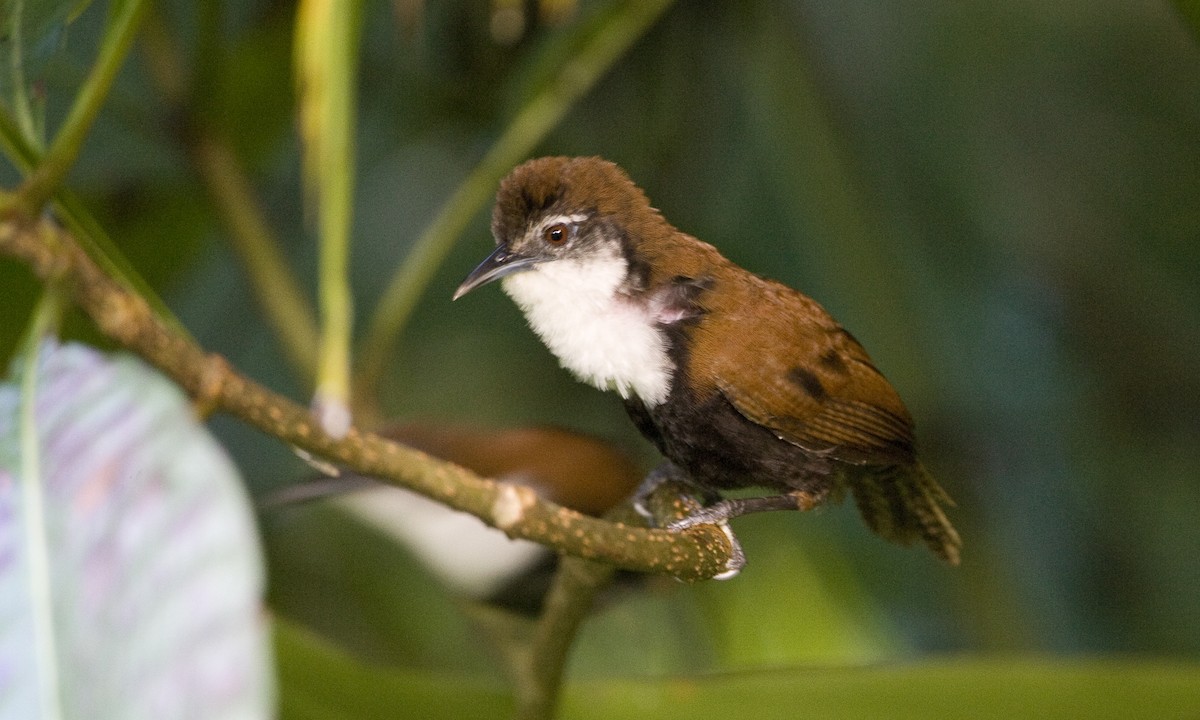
[501,251,674,406]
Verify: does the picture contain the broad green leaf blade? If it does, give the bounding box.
[690,519,901,667]
[0,341,273,720]
[274,617,512,720]
[1171,0,1200,40]
[263,502,499,673]
[273,611,1200,720]
[558,660,1200,719]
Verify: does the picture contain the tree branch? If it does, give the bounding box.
[514,556,615,720]
[0,211,737,581]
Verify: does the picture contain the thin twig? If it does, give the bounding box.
[19,0,153,212]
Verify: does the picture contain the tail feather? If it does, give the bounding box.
[849,462,961,565]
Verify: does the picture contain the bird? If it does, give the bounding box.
[453,156,961,567]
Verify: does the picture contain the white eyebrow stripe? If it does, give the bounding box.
[536,213,589,231]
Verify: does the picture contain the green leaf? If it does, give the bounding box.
[0,341,274,720]
[262,502,499,674]
[275,617,512,720]
[1170,0,1200,40]
[691,520,901,667]
[274,612,1200,720]
[557,659,1200,719]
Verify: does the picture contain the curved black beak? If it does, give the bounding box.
[453,244,539,300]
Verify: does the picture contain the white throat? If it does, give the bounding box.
[501,249,674,406]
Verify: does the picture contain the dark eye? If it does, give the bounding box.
[543,223,569,246]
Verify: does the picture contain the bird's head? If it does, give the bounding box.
[453,156,664,300]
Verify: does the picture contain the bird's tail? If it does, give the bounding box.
[849,462,962,565]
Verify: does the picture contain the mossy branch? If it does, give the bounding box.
[0,210,737,582]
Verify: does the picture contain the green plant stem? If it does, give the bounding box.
[0,104,37,178]
[19,0,153,212]
[0,104,188,338]
[140,16,320,386]
[509,496,703,720]
[296,0,365,431]
[354,0,675,402]
[190,133,322,386]
[16,289,67,720]
[7,0,41,146]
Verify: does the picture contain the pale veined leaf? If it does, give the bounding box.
[0,340,273,720]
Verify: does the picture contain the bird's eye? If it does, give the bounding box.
[543,223,569,246]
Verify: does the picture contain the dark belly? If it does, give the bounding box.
[624,387,837,496]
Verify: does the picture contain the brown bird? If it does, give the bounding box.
[455,156,960,570]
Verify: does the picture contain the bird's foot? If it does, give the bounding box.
[630,464,744,577]
[631,461,691,525]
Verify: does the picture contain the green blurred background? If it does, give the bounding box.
[3,0,1199,696]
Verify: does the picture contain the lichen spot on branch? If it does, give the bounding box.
[492,482,538,530]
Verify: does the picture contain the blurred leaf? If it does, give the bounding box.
[275,613,1200,720]
[558,659,1200,720]
[692,518,901,667]
[207,13,295,168]
[0,0,91,43]
[262,502,498,674]
[0,340,273,720]
[1170,0,1200,40]
[274,616,512,720]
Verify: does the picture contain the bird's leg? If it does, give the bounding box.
[666,488,829,531]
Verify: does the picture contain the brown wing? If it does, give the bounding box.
[689,271,916,467]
